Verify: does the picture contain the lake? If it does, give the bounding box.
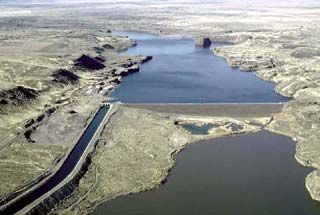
[91,131,320,215]
[110,31,289,103]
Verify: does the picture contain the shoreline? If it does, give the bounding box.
[86,130,272,215]
[89,129,315,215]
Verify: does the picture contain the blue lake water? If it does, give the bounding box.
[111,31,289,103]
[91,131,320,215]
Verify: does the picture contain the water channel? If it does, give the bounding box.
[1,105,110,215]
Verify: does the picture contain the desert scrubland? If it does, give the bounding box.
[1,0,320,214]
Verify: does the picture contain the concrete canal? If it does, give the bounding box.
[1,105,110,215]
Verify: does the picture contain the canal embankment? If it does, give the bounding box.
[0,104,115,215]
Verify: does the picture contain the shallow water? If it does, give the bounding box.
[111,31,289,103]
[91,131,320,215]
[181,123,219,135]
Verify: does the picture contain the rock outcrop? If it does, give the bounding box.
[0,86,39,110]
[141,56,153,63]
[74,55,106,70]
[93,47,105,54]
[94,56,106,63]
[52,69,80,85]
[102,44,114,49]
[195,37,212,48]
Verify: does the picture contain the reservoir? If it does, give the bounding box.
[93,32,320,215]
[111,31,289,103]
[91,131,320,215]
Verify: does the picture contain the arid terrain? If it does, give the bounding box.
[0,14,149,208]
[0,0,320,214]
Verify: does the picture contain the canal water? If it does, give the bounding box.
[1,105,110,215]
[91,131,320,215]
[110,31,289,103]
